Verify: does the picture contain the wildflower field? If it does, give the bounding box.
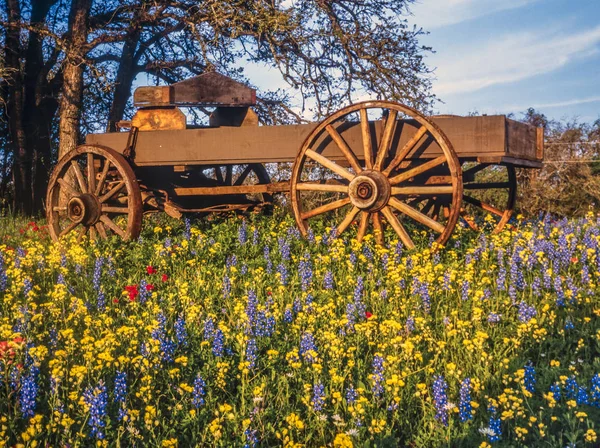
[0,210,599,447]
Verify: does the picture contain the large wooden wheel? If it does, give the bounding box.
[290,101,463,249]
[460,163,517,233]
[46,145,142,242]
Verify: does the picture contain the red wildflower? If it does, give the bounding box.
[146,266,157,275]
[125,285,139,301]
[365,311,373,319]
[145,284,154,292]
[267,291,272,296]
[161,274,168,282]
[113,298,119,304]
[571,257,578,263]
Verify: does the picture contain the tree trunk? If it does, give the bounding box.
[107,27,142,132]
[5,0,31,214]
[58,0,92,159]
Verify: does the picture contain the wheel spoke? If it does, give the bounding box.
[87,153,96,194]
[389,197,445,233]
[301,197,351,220]
[336,206,360,235]
[225,166,233,185]
[356,211,369,243]
[383,126,427,176]
[234,165,253,186]
[325,124,362,173]
[99,181,125,203]
[305,148,355,181]
[381,206,415,249]
[360,108,373,170]
[460,209,479,231]
[372,212,384,246]
[95,221,108,239]
[59,220,79,238]
[391,185,454,195]
[89,226,97,241]
[57,178,79,198]
[463,194,504,217]
[70,160,87,194]
[101,205,130,214]
[389,155,447,185]
[100,215,126,238]
[214,166,224,183]
[53,206,67,212]
[374,109,398,170]
[76,225,87,242]
[296,183,348,193]
[95,160,111,196]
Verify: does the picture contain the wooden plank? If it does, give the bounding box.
[506,118,540,161]
[131,107,186,131]
[173,182,290,196]
[87,115,540,166]
[536,127,544,160]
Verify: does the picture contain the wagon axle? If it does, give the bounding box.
[348,171,391,212]
[67,194,101,226]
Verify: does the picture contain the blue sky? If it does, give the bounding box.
[246,0,600,123]
[408,0,600,122]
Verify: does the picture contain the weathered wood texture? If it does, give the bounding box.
[133,72,256,107]
[87,115,542,167]
[131,107,187,131]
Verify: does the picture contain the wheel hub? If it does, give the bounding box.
[348,170,391,211]
[67,194,101,226]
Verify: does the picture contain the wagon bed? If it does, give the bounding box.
[48,73,544,248]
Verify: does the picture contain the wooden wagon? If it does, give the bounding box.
[46,73,544,249]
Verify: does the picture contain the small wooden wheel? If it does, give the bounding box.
[46,145,142,242]
[460,163,517,233]
[290,101,463,249]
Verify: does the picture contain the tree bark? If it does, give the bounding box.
[5,0,30,214]
[58,0,92,159]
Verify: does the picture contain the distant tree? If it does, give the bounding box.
[1,0,434,215]
[517,109,600,217]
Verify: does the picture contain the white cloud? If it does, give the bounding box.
[433,25,600,96]
[410,0,539,29]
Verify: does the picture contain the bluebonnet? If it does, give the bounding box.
[381,253,389,271]
[93,257,104,290]
[346,385,357,404]
[524,364,536,393]
[139,279,150,304]
[405,316,415,332]
[307,228,315,244]
[550,383,561,401]
[277,263,288,286]
[293,298,302,314]
[565,317,574,330]
[371,355,385,398]
[152,313,175,362]
[244,427,259,448]
[283,307,293,323]
[204,318,215,340]
[192,374,206,408]
[459,378,473,422]
[222,274,231,298]
[576,386,589,405]
[114,371,128,421]
[1,253,10,290]
[299,255,313,291]
[553,276,565,307]
[23,278,33,296]
[442,271,451,291]
[432,375,449,426]
[496,250,506,291]
[352,276,366,317]
[175,314,188,346]
[531,275,541,297]
[565,376,578,399]
[19,364,40,418]
[212,329,224,357]
[590,374,600,407]
[312,382,325,411]
[226,254,238,269]
[300,332,318,363]
[487,313,501,324]
[349,252,357,265]
[394,242,403,264]
[517,302,536,323]
[414,279,431,314]
[461,280,470,301]
[238,220,248,244]
[264,246,272,274]
[252,227,259,245]
[362,244,373,262]
[246,339,258,369]
[184,217,191,240]
[323,270,334,290]
[278,237,291,261]
[487,406,501,442]
[83,381,108,439]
